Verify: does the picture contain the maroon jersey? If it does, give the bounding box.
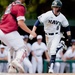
[0,1,26,34]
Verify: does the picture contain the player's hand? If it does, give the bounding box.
[30,31,37,38]
[29,31,37,40]
[62,57,66,62]
[35,57,38,62]
[46,59,50,62]
[29,34,34,40]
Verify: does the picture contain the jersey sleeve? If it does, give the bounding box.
[61,16,69,27]
[28,43,32,51]
[31,43,35,51]
[17,6,26,21]
[38,12,48,23]
[63,49,70,57]
[43,43,47,51]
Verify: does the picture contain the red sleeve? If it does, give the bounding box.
[17,5,26,17]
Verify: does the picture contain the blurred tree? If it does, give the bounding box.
[0,0,75,19]
[0,0,12,18]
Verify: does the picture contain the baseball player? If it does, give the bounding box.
[54,40,67,73]
[0,0,36,73]
[29,0,71,73]
[61,39,75,73]
[31,35,49,73]
[0,44,8,72]
[23,35,33,73]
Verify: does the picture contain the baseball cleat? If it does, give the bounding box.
[8,65,17,73]
[11,59,25,73]
[48,68,54,73]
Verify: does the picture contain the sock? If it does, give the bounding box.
[49,55,56,69]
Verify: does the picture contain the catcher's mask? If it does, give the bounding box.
[25,0,31,5]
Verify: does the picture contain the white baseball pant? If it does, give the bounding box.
[59,63,75,73]
[54,62,70,73]
[45,33,61,55]
[0,63,8,72]
[0,30,26,69]
[23,57,33,73]
[54,62,61,73]
[31,56,43,73]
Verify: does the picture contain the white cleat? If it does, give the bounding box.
[11,59,25,73]
[48,68,54,73]
[8,64,17,73]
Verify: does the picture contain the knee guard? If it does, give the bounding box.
[15,46,27,63]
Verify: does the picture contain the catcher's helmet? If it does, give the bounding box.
[51,0,62,8]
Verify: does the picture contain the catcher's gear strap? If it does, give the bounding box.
[34,20,40,27]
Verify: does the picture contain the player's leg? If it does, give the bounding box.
[31,56,37,73]
[54,62,60,73]
[23,57,33,73]
[72,63,75,73]
[37,57,43,73]
[3,63,8,73]
[0,30,26,73]
[0,63,3,72]
[59,62,66,73]
[65,64,70,73]
[48,34,61,73]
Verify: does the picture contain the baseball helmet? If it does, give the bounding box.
[51,0,62,8]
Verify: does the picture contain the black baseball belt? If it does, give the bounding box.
[45,32,58,35]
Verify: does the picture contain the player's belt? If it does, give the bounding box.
[45,32,58,35]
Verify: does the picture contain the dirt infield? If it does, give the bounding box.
[0,73,75,75]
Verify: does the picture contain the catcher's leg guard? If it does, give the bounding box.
[9,47,27,73]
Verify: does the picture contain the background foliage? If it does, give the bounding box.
[0,0,75,19]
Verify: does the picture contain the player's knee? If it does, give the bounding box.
[28,63,33,69]
[50,50,56,55]
[50,47,57,55]
[55,63,60,67]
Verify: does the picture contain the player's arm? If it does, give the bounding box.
[18,20,31,33]
[18,20,36,37]
[32,20,40,32]
[62,16,71,45]
[31,51,38,62]
[45,50,50,61]
[17,6,36,37]
[66,26,71,39]
[65,26,71,46]
[0,56,8,61]
[29,20,40,40]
